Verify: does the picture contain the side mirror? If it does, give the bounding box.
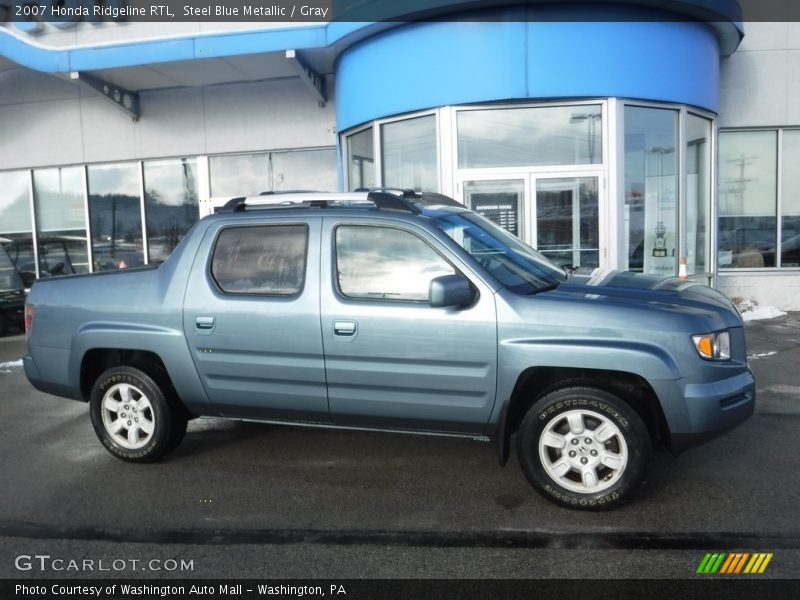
[428,274,475,308]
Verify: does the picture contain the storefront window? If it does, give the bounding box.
[686,115,712,276]
[210,153,269,198]
[143,159,199,264]
[782,130,800,267]
[457,105,602,169]
[271,149,337,192]
[346,127,375,190]
[33,167,90,277]
[0,170,34,287]
[718,131,777,268]
[624,106,679,276]
[381,115,438,191]
[87,163,144,271]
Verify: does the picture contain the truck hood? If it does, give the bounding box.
[548,269,742,329]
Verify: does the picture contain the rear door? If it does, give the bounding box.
[319,216,498,434]
[183,216,329,421]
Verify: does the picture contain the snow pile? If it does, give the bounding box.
[739,305,787,322]
[0,359,23,373]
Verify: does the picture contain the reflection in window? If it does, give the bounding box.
[211,225,307,295]
[144,159,199,263]
[87,163,144,271]
[210,153,269,197]
[0,170,35,287]
[346,128,375,191]
[458,105,602,168]
[210,149,337,197]
[381,115,438,192]
[718,131,777,268]
[624,106,679,276]
[536,177,599,271]
[271,149,337,192]
[336,226,454,301]
[782,130,800,267]
[685,115,712,276]
[33,167,90,277]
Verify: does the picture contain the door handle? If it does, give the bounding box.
[196,316,215,329]
[333,320,357,336]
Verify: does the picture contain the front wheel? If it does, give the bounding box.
[516,386,651,510]
[89,366,181,462]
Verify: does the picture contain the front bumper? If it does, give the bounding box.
[662,369,755,453]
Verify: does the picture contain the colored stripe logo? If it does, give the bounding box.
[696,552,773,574]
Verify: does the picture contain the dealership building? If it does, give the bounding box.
[1,1,799,309]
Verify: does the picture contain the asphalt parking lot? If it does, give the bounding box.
[1,314,800,580]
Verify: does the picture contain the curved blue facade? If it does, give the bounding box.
[336,14,721,131]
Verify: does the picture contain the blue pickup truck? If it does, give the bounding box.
[23,190,755,510]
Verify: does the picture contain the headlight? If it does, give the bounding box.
[692,330,731,361]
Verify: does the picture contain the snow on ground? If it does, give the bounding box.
[0,359,23,373]
[740,305,787,322]
[748,351,778,360]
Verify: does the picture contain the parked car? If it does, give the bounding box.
[0,239,26,336]
[23,190,754,510]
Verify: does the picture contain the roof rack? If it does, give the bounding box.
[214,189,462,214]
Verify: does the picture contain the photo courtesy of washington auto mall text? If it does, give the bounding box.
[15,583,348,598]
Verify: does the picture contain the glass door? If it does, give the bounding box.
[462,178,527,239]
[458,172,604,273]
[533,175,601,273]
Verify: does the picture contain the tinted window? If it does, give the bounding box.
[211,225,307,295]
[336,225,455,301]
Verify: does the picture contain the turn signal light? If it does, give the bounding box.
[692,330,731,361]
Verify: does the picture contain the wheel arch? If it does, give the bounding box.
[495,366,670,466]
[80,348,175,403]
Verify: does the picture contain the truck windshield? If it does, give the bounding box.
[430,211,567,294]
[0,244,24,292]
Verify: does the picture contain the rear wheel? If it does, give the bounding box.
[516,386,650,510]
[89,366,183,462]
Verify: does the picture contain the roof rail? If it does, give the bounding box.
[213,190,461,214]
[354,187,417,198]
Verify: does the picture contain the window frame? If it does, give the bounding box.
[209,222,310,298]
[332,222,459,304]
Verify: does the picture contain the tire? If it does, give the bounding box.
[128,361,188,453]
[89,366,182,462]
[516,386,651,510]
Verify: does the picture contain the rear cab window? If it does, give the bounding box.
[211,224,308,295]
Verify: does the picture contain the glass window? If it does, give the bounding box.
[458,105,602,169]
[33,167,90,277]
[271,149,337,192]
[782,130,800,267]
[718,131,777,268]
[336,225,454,301]
[210,153,269,198]
[685,115,712,276]
[464,179,523,237]
[143,159,200,264]
[87,163,144,271]
[346,128,375,191]
[211,225,307,295]
[381,115,438,192]
[0,170,35,287]
[624,106,679,276]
